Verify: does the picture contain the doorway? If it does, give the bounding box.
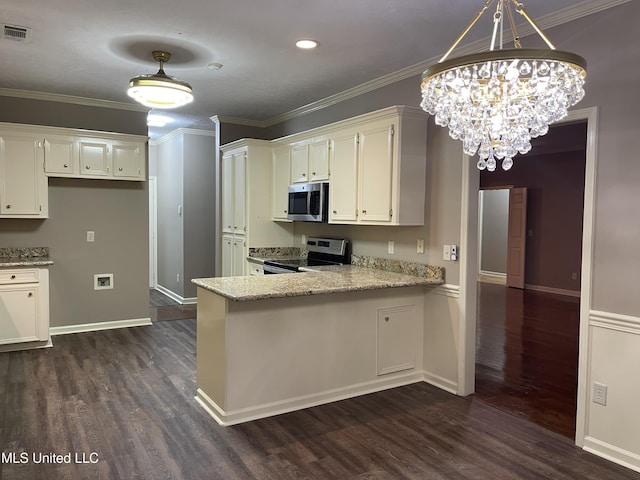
[459,107,598,445]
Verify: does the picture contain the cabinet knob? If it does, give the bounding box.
[85,165,90,169]
[10,275,16,279]
[28,292,33,298]
[119,167,123,171]
[362,210,367,214]
[333,210,337,214]
[6,205,10,209]
[312,172,316,175]
[302,173,306,177]
[384,316,389,322]
[64,163,69,168]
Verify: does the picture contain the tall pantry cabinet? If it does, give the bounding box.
[220,139,293,276]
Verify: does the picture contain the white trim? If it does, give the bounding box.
[150,127,216,146]
[0,338,52,353]
[458,154,479,396]
[574,106,599,447]
[49,318,152,336]
[148,176,158,289]
[590,310,640,335]
[214,1,628,128]
[524,284,580,298]
[155,284,198,305]
[478,271,507,285]
[422,372,458,395]
[428,284,460,298]
[0,87,148,112]
[196,371,424,426]
[583,437,640,474]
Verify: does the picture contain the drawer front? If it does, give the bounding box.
[0,269,40,284]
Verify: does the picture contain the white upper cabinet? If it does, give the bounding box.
[0,130,48,218]
[44,135,77,176]
[271,145,291,221]
[328,106,428,226]
[290,137,330,184]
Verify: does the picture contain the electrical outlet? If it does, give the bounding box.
[86,231,95,243]
[388,241,395,254]
[301,234,307,245]
[177,273,180,283]
[593,382,608,406]
[94,273,113,290]
[417,239,425,254]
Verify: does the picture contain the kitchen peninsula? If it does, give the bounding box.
[192,260,443,425]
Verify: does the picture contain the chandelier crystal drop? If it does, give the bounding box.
[420,0,587,171]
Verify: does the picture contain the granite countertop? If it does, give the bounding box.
[192,264,443,302]
[0,247,54,268]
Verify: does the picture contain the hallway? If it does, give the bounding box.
[474,282,580,438]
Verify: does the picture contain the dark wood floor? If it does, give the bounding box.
[475,282,581,438]
[2,296,639,479]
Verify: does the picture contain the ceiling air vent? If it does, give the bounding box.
[3,24,32,43]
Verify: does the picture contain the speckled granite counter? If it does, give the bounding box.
[192,264,443,301]
[0,247,54,268]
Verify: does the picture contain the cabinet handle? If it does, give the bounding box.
[362,210,367,214]
[10,275,16,279]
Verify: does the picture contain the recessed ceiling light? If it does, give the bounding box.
[296,39,319,49]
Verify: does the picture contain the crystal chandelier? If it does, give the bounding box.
[128,51,193,109]
[420,0,587,171]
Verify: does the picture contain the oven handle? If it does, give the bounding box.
[263,264,299,274]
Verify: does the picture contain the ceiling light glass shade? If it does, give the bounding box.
[419,0,587,171]
[128,51,193,109]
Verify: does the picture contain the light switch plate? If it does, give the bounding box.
[87,231,95,242]
[443,244,451,261]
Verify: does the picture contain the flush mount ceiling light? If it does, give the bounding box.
[420,0,587,171]
[128,50,193,109]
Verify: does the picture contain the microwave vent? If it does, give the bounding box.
[3,24,32,43]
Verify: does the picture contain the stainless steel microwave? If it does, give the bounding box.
[287,182,329,222]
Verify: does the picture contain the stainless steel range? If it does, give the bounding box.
[263,237,350,274]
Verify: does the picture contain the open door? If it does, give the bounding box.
[506,187,527,289]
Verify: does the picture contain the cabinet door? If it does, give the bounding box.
[309,138,330,182]
[221,235,233,277]
[0,285,41,344]
[79,139,110,177]
[0,133,47,217]
[233,236,246,276]
[44,135,77,176]
[232,152,246,235]
[290,143,309,183]
[377,305,417,375]
[272,146,291,220]
[358,122,394,223]
[328,131,358,223]
[113,142,144,180]
[221,153,234,234]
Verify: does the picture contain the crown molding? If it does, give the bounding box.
[259,0,630,127]
[150,127,216,146]
[0,88,149,112]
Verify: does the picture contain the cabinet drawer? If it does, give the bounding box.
[0,269,39,284]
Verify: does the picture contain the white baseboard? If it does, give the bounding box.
[524,284,581,297]
[583,436,640,474]
[196,371,425,426]
[478,271,507,285]
[155,284,197,305]
[0,338,53,353]
[50,318,152,336]
[423,371,458,395]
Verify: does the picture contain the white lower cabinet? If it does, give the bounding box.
[0,268,50,346]
[377,304,417,375]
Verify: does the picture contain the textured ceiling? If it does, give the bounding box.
[0,0,608,138]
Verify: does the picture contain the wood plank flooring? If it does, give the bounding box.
[2,309,639,479]
[474,283,580,438]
